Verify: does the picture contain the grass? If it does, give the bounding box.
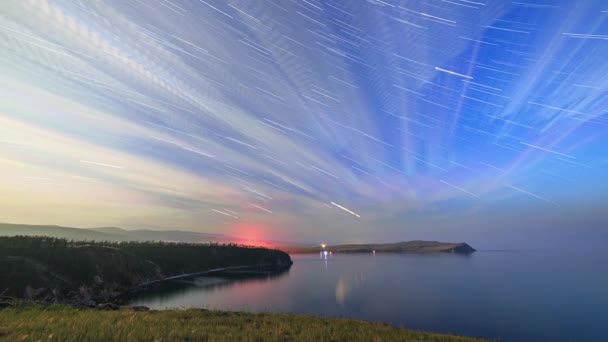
[0,305,485,342]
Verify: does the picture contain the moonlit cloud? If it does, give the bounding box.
[1,0,607,244]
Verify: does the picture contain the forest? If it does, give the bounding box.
[0,236,292,301]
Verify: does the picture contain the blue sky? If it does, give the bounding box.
[1,0,607,248]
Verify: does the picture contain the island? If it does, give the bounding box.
[283,240,476,254]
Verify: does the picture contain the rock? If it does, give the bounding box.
[448,243,476,254]
[24,286,46,299]
[82,299,96,308]
[126,305,150,311]
[96,303,120,310]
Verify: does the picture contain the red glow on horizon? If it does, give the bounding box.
[226,221,277,248]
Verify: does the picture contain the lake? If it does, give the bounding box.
[130,251,608,341]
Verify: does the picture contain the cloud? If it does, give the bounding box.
[0,0,606,241]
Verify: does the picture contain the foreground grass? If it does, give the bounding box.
[0,305,485,342]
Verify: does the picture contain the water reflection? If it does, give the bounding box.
[131,268,291,308]
[335,276,348,304]
[321,252,369,305]
[335,272,366,305]
[130,253,608,342]
[320,249,331,271]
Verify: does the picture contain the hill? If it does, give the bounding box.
[0,236,292,302]
[90,227,233,242]
[283,240,476,254]
[0,223,121,241]
[0,223,230,243]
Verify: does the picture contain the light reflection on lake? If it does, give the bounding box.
[130,252,608,342]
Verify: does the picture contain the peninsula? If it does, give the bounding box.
[0,236,292,304]
[283,240,476,254]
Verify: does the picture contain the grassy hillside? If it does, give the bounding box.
[0,236,292,300]
[0,305,485,342]
[284,241,476,254]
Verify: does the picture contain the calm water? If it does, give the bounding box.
[131,252,608,341]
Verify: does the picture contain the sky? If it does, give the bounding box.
[1,0,607,248]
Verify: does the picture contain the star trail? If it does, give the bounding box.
[1,0,607,244]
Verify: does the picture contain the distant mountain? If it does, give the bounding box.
[0,224,475,254]
[89,227,233,243]
[0,223,121,241]
[87,227,128,235]
[282,240,476,254]
[0,223,231,243]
